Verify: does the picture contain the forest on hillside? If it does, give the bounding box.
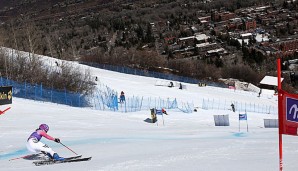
[1,0,296,93]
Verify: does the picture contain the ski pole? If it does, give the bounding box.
[59,142,78,155]
[0,107,11,115]
[9,154,31,161]
[9,153,39,161]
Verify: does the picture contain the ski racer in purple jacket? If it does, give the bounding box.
[26,124,64,161]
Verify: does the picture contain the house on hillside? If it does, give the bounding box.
[259,76,284,94]
[178,36,195,47]
[195,33,210,44]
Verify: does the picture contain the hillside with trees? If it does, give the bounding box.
[1,0,296,93]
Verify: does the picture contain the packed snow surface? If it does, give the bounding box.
[0,54,297,171]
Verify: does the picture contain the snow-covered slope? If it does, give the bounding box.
[0,51,296,171]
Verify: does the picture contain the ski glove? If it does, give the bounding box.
[54,138,60,143]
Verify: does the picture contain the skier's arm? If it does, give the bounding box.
[37,130,55,141]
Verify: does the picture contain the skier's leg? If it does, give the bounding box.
[27,138,55,157]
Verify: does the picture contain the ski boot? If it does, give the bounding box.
[52,153,65,161]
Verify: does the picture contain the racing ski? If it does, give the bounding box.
[33,156,91,166]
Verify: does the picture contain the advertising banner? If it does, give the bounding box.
[0,86,12,105]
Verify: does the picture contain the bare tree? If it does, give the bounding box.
[46,35,54,58]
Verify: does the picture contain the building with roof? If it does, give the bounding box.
[195,33,210,44]
[178,36,195,47]
[196,42,218,52]
[259,76,284,91]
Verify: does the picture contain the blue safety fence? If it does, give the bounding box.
[201,98,277,114]
[80,62,227,88]
[0,77,89,107]
[0,76,193,113]
[115,96,193,113]
[92,84,119,111]
[90,83,194,113]
[178,102,194,113]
